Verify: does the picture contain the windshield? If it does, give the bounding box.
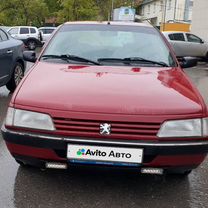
[42,24,176,67]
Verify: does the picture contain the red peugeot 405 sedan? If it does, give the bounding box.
[2,22,208,176]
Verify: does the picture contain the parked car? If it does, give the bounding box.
[0,26,11,31]
[2,22,208,176]
[7,26,42,50]
[163,31,208,60]
[0,28,25,92]
[38,27,56,44]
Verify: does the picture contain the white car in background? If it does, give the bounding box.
[38,27,56,44]
[8,26,42,50]
[163,31,208,60]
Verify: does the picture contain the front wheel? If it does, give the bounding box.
[168,169,192,177]
[204,52,208,62]
[6,62,24,92]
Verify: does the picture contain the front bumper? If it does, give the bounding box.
[2,125,208,168]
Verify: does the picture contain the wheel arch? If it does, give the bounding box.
[15,58,25,71]
[26,37,38,44]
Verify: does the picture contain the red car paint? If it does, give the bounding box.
[12,62,204,114]
[2,22,208,173]
[5,61,208,167]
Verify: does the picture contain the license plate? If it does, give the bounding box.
[67,144,143,164]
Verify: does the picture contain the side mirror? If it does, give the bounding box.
[177,57,198,69]
[23,51,37,63]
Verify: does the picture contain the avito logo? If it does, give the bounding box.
[85,149,107,157]
[77,148,107,157]
[77,149,86,156]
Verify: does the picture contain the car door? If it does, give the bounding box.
[0,29,13,86]
[19,27,30,41]
[167,33,189,57]
[42,29,50,42]
[30,27,38,39]
[185,33,207,57]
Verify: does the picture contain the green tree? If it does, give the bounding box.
[0,0,138,26]
[57,0,99,22]
[44,0,61,14]
[0,0,49,26]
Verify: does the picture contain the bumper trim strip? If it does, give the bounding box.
[2,125,208,148]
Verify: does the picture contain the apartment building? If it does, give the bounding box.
[138,0,193,27]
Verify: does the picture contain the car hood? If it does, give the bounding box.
[14,62,203,115]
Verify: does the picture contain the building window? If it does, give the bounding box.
[168,0,171,10]
[154,3,156,13]
[160,0,163,11]
[189,0,193,7]
[142,6,144,15]
[148,4,150,14]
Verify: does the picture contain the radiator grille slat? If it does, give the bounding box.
[53,117,161,139]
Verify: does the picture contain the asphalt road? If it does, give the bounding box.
[0,60,208,208]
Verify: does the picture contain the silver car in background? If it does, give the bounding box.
[38,27,56,44]
[7,26,42,50]
[163,31,208,60]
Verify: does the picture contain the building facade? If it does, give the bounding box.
[191,0,208,41]
[138,0,193,27]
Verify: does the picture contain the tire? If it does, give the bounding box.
[27,39,37,50]
[183,170,192,175]
[205,52,208,62]
[168,169,192,177]
[6,62,24,92]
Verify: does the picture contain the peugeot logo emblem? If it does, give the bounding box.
[100,123,111,135]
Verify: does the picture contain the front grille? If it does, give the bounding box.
[53,117,161,140]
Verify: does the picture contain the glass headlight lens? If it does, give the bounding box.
[5,107,55,131]
[203,118,208,137]
[5,107,15,126]
[157,119,202,138]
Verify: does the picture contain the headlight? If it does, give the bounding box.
[157,118,208,138]
[203,118,208,137]
[5,107,55,131]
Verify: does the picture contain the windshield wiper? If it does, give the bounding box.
[41,54,101,65]
[98,57,169,67]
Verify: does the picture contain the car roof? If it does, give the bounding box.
[9,26,38,29]
[39,27,56,29]
[0,27,9,33]
[64,21,152,28]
